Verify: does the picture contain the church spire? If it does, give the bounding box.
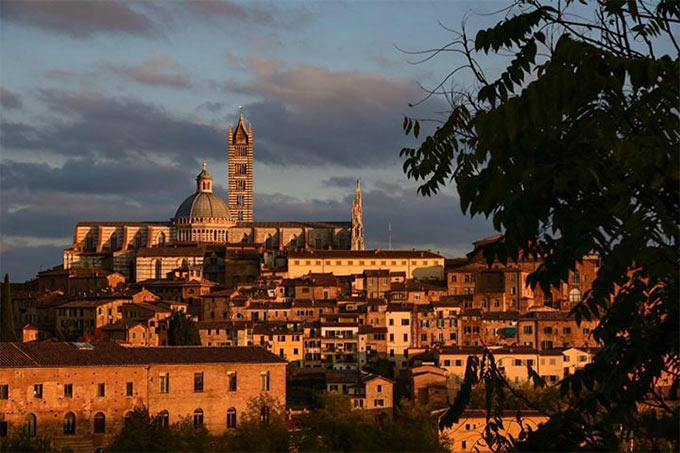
[351,179,365,250]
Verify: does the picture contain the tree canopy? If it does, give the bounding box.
[400,0,679,450]
[1,274,17,342]
[168,311,201,346]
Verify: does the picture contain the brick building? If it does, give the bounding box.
[0,342,285,452]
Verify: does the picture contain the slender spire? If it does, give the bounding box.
[351,179,365,250]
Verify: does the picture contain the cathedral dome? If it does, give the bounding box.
[174,192,232,219]
[174,163,232,221]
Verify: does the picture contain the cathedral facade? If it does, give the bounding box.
[63,111,364,282]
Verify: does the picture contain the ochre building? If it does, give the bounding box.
[0,342,286,452]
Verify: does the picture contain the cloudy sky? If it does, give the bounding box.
[0,1,505,281]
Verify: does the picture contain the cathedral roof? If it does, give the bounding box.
[175,192,232,220]
[174,164,232,220]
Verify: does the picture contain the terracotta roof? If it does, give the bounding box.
[58,299,124,308]
[289,249,444,259]
[358,325,387,334]
[439,345,538,355]
[132,302,172,313]
[364,269,389,277]
[520,312,573,321]
[101,319,145,330]
[386,304,415,312]
[134,278,217,287]
[0,342,286,368]
[482,311,520,320]
[197,320,253,330]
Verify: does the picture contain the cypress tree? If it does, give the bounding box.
[1,274,17,342]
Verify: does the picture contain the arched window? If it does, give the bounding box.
[569,288,582,303]
[260,406,270,424]
[25,413,37,436]
[241,233,249,243]
[214,230,218,241]
[94,412,105,434]
[110,235,118,251]
[124,412,133,427]
[193,409,203,428]
[288,235,297,250]
[158,410,169,428]
[265,235,273,249]
[226,408,237,428]
[158,232,166,246]
[155,259,162,280]
[571,270,581,284]
[64,412,76,435]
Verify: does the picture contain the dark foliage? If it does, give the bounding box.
[401,1,679,450]
[168,311,201,346]
[1,274,17,342]
[0,431,53,453]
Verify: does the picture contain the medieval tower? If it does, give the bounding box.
[227,108,254,223]
[351,179,365,250]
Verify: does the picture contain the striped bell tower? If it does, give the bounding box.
[227,107,254,223]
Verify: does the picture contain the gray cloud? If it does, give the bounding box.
[0,245,66,282]
[0,159,192,195]
[181,1,309,29]
[323,176,357,188]
[1,0,156,38]
[0,87,22,109]
[106,56,191,88]
[230,59,446,168]
[198,101,226,114]
[1,90,224,164]
[256,185,494,257]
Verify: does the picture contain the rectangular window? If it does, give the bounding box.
[403,333,408,342]
[64,383,73,398]
[228,372,237,392]
[401,319,409,326]
[377,385,382,392]
[261,372,270,391]
[523,326,533,334]
[194,372,204,392]
[374,399,384,407]
[97,383,105,397]
[0,421,7,438]
[126,382,133,397]
[443,360,451,366]
[455,360,463,366]
[160,373,170,393]
[33,384,43,399]
[0,385,8,400]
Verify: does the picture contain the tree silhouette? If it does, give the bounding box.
[400,1,678,450]
[1,274,17,342]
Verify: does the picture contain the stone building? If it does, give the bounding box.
[446,235,601,312]
[62,112,357,283]
[442,409,548,452]
[287,250,445,280]
[0,342,286,452]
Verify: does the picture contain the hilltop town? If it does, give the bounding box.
[0,113,613,452]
